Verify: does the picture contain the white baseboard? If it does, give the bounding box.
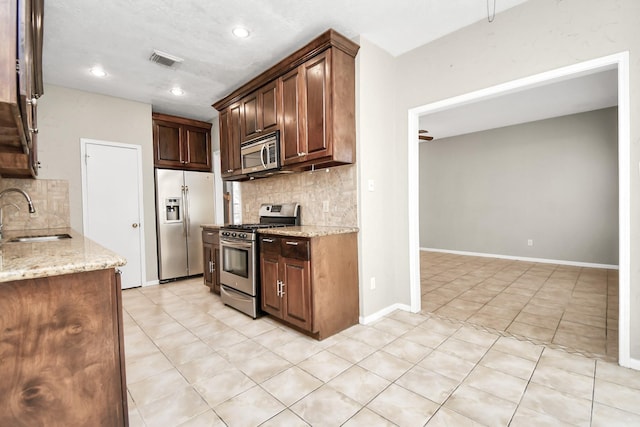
[620,356,640,371]
[360,303,412,325]
[143,280,160,287]
[421,247,619,270]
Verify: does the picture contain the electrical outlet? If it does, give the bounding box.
[322,200,330,212]
[527,239,533,247]
[370,277,376,290]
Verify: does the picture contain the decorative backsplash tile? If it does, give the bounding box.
[0,178,70,231]
[241,164,357,226]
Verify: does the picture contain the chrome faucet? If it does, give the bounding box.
[0,188,36,239]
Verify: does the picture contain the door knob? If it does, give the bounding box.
[132,223,139,228]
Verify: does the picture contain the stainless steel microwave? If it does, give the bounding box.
[240,131,280,175]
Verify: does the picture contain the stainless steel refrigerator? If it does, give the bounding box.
[155,169,215,282]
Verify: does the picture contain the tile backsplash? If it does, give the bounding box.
[241,164,357,226]
[0,178,70,231]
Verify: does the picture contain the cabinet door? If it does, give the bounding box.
[219,109,231,174]
[260,253,282,315]
[228,103,243,174]
[183,125,211,171]
[281,257,312,331]
[241,91,260,141]
[302,50,331,161]
[153,120,183,167]
[259,81,278,133]
[203,242,213,290]
[280,68,303,165]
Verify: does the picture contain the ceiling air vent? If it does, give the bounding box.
[149,49,184,68]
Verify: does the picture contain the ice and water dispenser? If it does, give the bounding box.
[165,198,181,222]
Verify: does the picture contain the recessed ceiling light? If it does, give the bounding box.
[170,87,184,96]
[232,27,250,38]
[89,66,107,77]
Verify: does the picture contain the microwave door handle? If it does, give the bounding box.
[260,144,267,169]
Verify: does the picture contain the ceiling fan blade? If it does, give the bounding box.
[418,135,433,141]
[418,129,429,134]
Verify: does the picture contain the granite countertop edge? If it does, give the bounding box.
[258,225,359,238]
[0,228,126,283]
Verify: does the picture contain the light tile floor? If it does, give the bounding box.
[421,251,618,361]
[123,275,639,426]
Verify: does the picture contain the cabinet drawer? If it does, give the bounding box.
[281,238,310,260]
[260,236,280,254]
[202,229,219,244]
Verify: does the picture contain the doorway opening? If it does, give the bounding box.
[407,52,632,368]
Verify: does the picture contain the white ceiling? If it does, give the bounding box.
[42,0,529,122]
[419,68,619,140]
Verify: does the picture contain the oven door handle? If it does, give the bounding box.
[220,239,253,249]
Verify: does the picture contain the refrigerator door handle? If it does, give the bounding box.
[181,185,187,236]
[184,185,190,237]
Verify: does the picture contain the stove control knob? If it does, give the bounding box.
[231,232,237,237]
[240,233,246,238]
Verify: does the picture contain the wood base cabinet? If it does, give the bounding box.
[260,232,358,340]
[202,227,220,294]
[0,269,128,427]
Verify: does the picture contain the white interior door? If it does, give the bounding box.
[81,139,145,289]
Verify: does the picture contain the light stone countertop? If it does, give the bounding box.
[200,224,224,230]
[0,228,126,283]
[258,225,359,238]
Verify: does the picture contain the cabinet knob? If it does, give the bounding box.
[227,169,233,173]
[27,97,37,106]
[297,152,306,157]
[30,127,39,134]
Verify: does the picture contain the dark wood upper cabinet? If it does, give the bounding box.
[280,68,303,164]
[219,103,243,178]
[152,113,212,172]
[241,80,279,142]
[214,29,359,180]
[0,0,44,178]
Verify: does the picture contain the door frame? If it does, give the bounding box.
[80,138,147,287]
[407,52,633,368]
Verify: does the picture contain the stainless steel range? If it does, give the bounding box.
[219,203,300,318]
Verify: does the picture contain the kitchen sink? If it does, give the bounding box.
[8,233,72,243]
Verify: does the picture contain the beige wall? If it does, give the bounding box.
[420,108,619,265]
[384,0,640,358]
[355,38,400,318]
[240,164,357,226]
[37,85,158,283]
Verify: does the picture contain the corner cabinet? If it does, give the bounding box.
[0,269,128,426]
[202,227,220,294]
[0,0,44,178]
[214,29,359,181]
[259,232,359,340]
[152,113,212,172]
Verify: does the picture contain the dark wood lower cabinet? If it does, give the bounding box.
[202,228,220,294]
[260,232,358,340]
[0,269,128,427]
